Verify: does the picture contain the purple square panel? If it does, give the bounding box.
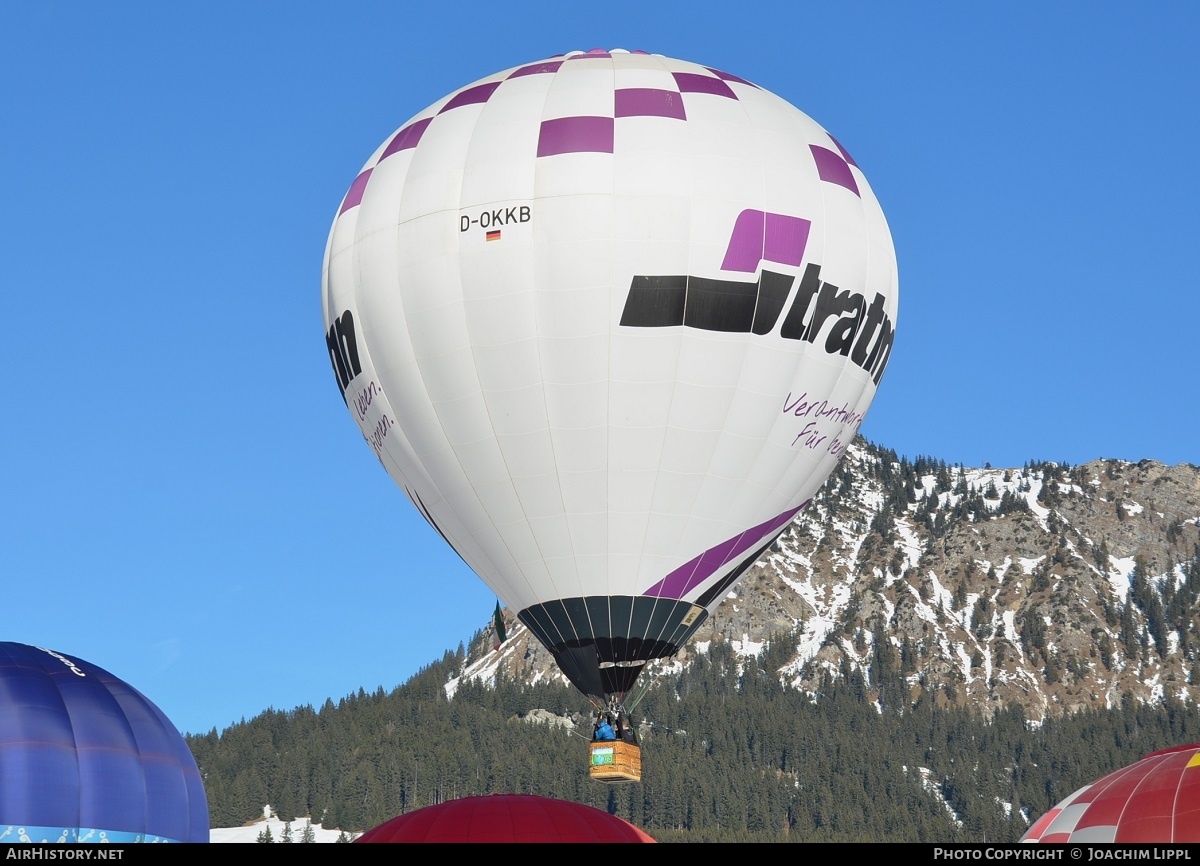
[705,66,758,88]
[508,60,564,78]
[439,81,501,113]
[673,72,737,99]
[826,133,858,168]
[721,209,812,272]
[338,169,372,216]
[615,88,686,120]
[380,118,432,160]
[811,145,860,196]
[537,116,615,157]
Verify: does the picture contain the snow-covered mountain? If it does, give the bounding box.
[452,442,1200,720]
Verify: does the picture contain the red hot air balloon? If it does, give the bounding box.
[355,794,655,843]
[1021,743,1200,843]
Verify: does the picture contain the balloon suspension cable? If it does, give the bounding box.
[623,678,652,713]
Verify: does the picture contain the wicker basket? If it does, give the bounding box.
[588,740,642,782]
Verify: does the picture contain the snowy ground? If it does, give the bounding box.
[208,809,357,843]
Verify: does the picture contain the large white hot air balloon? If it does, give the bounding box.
[322,49,897,702]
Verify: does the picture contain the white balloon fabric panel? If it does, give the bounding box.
[322,49,897,694]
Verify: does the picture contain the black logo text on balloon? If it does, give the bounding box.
[326,310,362,401]
[619,262,893,386]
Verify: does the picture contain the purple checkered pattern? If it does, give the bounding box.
[337,51,860,214]
[531,62,748,157]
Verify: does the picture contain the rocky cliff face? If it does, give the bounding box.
[457,442,1200,720]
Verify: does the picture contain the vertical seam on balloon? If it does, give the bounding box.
[757,115,838,533]
[450,86,553,611]
[121,680,171,842]
[604,62,624,675]
[388,90,538,615]
[467,124,555,616]
[672,80,765,609]
[529,63,588,654]
[341,159,512,598]
[755,106,817,544]
[828,200,885,513]
[1105,759,1146,842]
[602,58,628,677]
[798,139,879,518]
[170,695,203,843]
[47,650,86,842]
[110,673,154,842]
[531,55,587,627]
[642,57,761,644]
[125,682,151,842]
[803,129,888,509]
[339,284,472,581]
[343,172,415,490]
[635,54,695,656]
[1169,752,1184,842]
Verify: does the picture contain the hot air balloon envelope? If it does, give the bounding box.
[0,643,209,843]
[322,49,898,699]
[356,794,655,843]
[1022,743,1200,843]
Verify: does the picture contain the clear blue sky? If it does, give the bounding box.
[3,3,1197,736]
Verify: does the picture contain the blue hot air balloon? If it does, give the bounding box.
[0,643,208,843]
